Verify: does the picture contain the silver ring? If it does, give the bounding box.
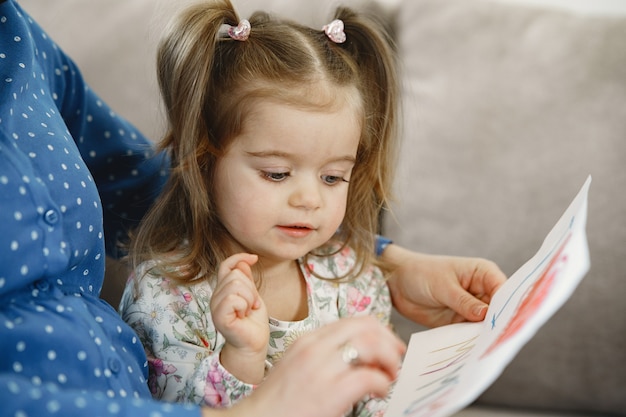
[341,343,360,366]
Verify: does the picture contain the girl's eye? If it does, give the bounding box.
[322,175,349,185]
[262,171,290,182]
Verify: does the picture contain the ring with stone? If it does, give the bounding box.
[341,343,360,366]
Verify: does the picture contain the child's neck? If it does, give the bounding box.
[257,258,308,322]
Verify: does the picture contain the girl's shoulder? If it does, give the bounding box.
[305,241,382,282]
[125,259,213,304]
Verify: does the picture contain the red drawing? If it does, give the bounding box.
[482,234,570,357]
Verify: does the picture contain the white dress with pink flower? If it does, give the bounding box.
[119,245,391,416]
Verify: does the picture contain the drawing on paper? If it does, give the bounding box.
[483,233,571,357]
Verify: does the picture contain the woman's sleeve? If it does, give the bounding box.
[119,271,255,407]
[375,235,393,257]
[0,375,200,417]
[32,10,169,259]
[73,85,169,259]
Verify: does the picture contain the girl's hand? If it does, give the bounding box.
[211,253,269,383]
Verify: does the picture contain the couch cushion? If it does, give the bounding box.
[385,0,626,414]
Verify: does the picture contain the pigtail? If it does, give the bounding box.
[131,0,242,282]
[338,6,398,203]
[322,7,399,275]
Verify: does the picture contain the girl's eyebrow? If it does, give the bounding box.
[246,150,356,164]
[245,150,291,158]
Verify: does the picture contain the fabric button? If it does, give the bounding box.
[108,358,122,374]
[34,280,50,291]
[43,209,59,225]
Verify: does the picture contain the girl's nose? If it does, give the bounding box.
[288,177,322,210]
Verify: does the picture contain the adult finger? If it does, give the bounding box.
[445,286,489,322]
[292,316,405,380]
[255,317,405,417]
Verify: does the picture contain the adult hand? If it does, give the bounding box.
[213,316,405,417]
[383,244,506,327]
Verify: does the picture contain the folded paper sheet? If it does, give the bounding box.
[386,176,592,417]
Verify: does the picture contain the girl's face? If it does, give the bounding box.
[214,97,361,265]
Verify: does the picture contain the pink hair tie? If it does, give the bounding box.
[323,19,346,44]
[227,19,251,41]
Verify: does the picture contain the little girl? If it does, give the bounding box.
[120,0,399,415]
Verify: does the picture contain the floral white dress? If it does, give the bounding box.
[119,245,392,416]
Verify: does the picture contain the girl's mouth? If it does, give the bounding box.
[277,224,315,237]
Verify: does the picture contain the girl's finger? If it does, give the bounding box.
[213,269,259,316]
[217,253,258,280]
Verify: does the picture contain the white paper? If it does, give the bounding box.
[386,176,591,417]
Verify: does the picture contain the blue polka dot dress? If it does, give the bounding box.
[0,1,197,416]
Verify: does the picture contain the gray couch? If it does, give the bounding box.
[22,0,625,416]
[383,1,626,416]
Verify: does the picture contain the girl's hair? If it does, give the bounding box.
[130,0,399,283]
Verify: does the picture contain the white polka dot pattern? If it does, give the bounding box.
[0,2,196,416]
